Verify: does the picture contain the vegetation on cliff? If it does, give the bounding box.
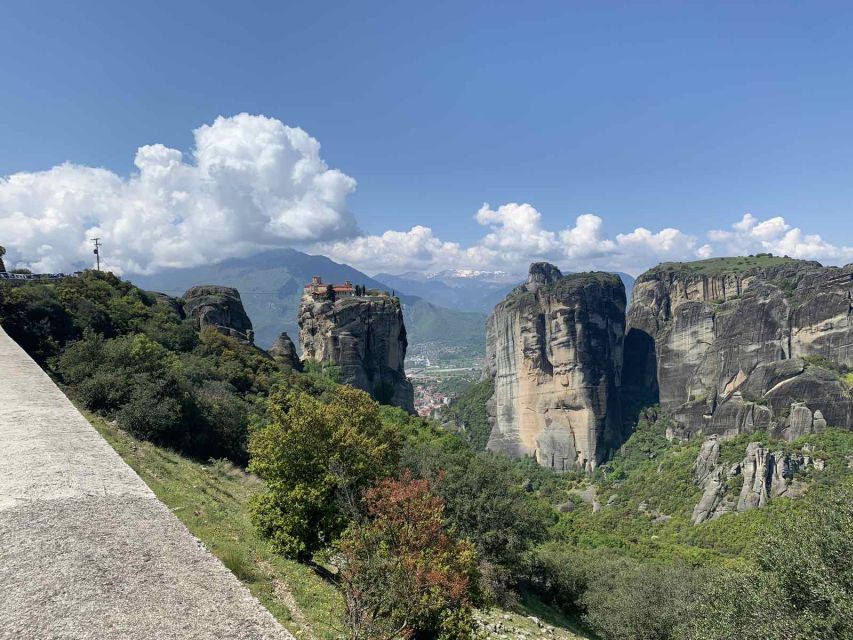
[645,253,815,276]
[439,378,494,450]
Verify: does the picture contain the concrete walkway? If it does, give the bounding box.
[0,326,293,640]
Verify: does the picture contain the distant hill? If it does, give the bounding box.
[374,269,635,314]
[129,249,486,353]
[373,270,519,314]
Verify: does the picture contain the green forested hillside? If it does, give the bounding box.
[445,378,853,640]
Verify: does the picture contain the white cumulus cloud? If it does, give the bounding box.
[708,213,853,263]
[323,206,853,277]
[323,226,465,274]
[3,119,852,279]
[322,204,707,275]
[0,113,358,273]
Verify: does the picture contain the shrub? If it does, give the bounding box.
[116,376,187,443]
[249,386,402,560]
[194,380,251,463]
[218,544,258,583]
[338,472,479,640]
[403,444,555,602]
[688,484,853,640]
[580,560,706,640]
[529,544,707,640]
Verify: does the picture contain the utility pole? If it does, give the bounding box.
[92,238,101,271]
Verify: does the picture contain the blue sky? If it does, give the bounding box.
[2,1,853,275]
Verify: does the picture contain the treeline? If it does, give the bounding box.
[0,271,290,462]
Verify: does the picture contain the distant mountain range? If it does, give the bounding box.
[373,270,520,314]
[130,250,635,356]
[129,249,486,352]
[374,269,635,314]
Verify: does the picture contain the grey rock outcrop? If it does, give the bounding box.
[268,332,301,371]
[299,294,414,413]
[735,442,807,512]
[625,259,853,440]
[484,263,627,472]
[182,285,254,344]
[691,436,820,523]
[691,437,733,524]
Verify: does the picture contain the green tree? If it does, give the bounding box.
[689,484,853,640]
[249,386,402,560]
[403,443,554,602]
[581,560,704,640]
[440,379,494,451]
[338,472,479,640]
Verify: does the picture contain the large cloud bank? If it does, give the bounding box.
[2,114,852,277]
[322,206,853,276]
[0,113,357,273]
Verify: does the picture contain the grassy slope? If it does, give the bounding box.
[88,409,590,640]
[88,412,341,640]
[550,416,853,565]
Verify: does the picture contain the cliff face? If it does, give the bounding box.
[625,258,853,440]
[182,285,254,343]
[299,295,415,413]
[484,263,627,472]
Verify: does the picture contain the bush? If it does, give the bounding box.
[403,444,555,602]
[116,376,187,442]
[249,386,402,560]
[195,380,252,464]
[338,472,479,640]
[529,544,707,640]
[580,560,705,640]
[688,484,853,640]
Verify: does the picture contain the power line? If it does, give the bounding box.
[147,289,291,295]
[92,238,102,271]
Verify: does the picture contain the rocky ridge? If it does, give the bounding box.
[484,263,627,471]
[182,285,255,344]
[625,257,853,441]
[690,435,819,524]
[299,293,415,413]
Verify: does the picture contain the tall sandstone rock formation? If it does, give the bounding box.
[484,263,627,472]
[182,285,254,343]
[268,332,302,371]
[625,257,853,441]
[299,294,415,414]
